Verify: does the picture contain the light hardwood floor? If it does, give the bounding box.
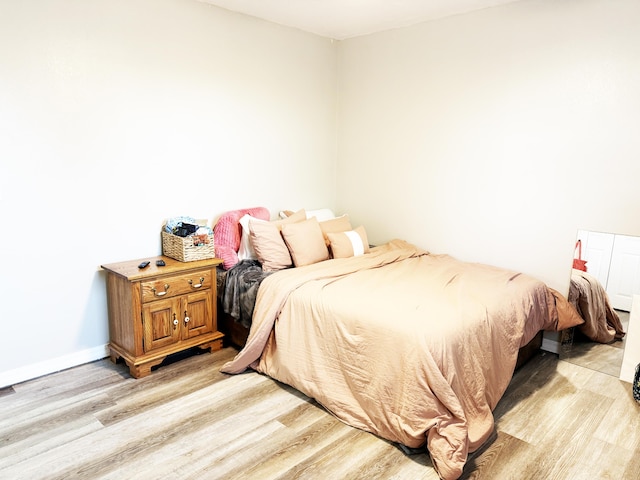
[561,310,629,377]
[1,347,639,480]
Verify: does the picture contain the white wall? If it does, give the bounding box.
[337,0,640,295]
[0,0,337,387]
[4,0,640,386]
[620,295,640,383]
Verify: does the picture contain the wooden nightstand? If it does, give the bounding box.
[101,256,224,378]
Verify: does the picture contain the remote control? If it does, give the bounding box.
[156,260,166,267]
[138,261,150,269]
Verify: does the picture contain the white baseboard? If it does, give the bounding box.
[541,337,560,355]
[0,344,109,389]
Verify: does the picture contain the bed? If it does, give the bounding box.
[568,268,626,343]
[213,207,572,480]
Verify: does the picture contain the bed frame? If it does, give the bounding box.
[218,304,251,348]
[515,330,543,369]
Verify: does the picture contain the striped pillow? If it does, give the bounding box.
[326,225,370,259]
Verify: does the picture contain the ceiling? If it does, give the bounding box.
[199,0,520,40]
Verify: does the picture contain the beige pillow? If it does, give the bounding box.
[549,288,585,330]
[327,225,370,259]
[281,217,330,267]
[280,208,334,222]
[248,220,293,271]
[319,214,351,247]
[275,208,306,226]
[248,209,307,271]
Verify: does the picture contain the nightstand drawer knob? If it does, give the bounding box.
[188,277,205,289]
[152,284,170,297]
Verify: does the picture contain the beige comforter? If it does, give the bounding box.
[568,268,625,343]
[221,240,557,480]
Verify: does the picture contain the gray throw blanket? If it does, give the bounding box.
[220,260,271,329]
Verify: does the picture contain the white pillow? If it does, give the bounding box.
[237,214,258,261]
[305,208,335,222]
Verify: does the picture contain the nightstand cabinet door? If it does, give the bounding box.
[181,290,213,340]
[142,297,182,352]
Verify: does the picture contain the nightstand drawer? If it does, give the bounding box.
[141,270,212,303]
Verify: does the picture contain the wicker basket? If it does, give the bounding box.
[161,230,215,262]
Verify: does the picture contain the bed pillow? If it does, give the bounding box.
[237,208,306,263]
[248,219,293,271]
[550,288,585,330]
[246,209,307,270]
[327,225,370,259]
[306,208,336,222]
[277,208,307,225]
[281,217,330,267]
[319,214,352,247]
[237,214,259,261]
[213,207,270,269]
[280,208,335,222]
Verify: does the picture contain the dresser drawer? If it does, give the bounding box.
[141,270,212,303]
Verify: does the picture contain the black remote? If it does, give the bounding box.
[138,261,150,269]
[156,260,166,267]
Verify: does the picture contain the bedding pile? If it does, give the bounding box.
[568,268,625,343]
[221,239,559,480]
[219,260,271,329]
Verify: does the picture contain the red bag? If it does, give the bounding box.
[573,240,587,272]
